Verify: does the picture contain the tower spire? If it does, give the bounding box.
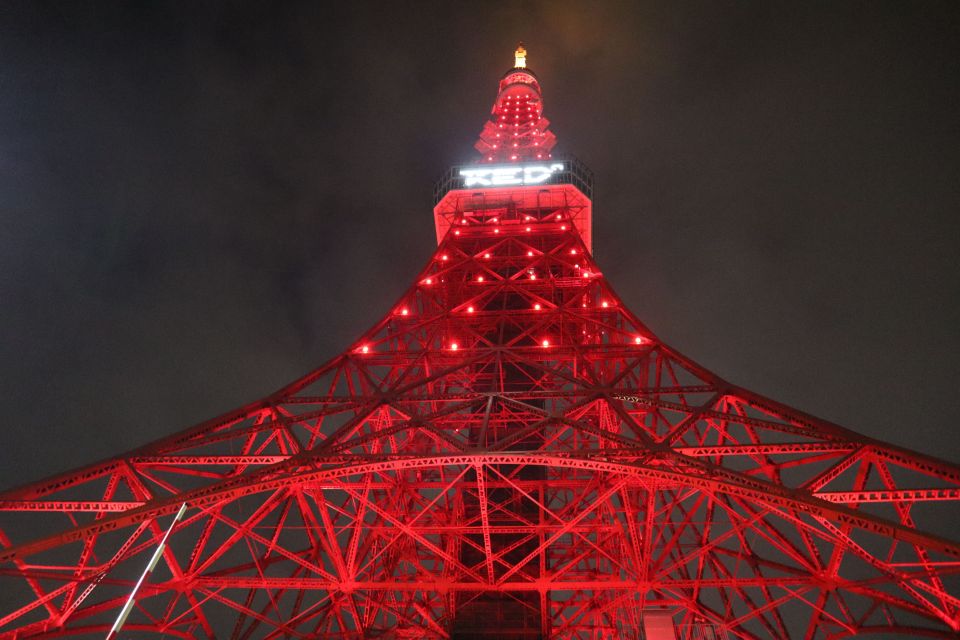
[474,43,557,163]
[513,42,527,68]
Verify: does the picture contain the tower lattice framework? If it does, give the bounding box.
[2,46,960,640]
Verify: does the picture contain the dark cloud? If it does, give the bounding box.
[1,0,958,490]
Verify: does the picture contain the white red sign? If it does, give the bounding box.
[460,163,564,187]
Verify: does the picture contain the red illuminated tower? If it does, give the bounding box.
[2,45,960,639]
[474,43,557,164]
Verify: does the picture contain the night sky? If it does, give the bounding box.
[1,1,958,493]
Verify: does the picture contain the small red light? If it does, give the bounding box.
[450,342,458,351]
[634,336,644,344]
[441,255,448,261]
[360,345,370,354]
[467,306,475,313]
[424,278,433,285]
[401,308,409,316]
[541,339,550,348]
[484,252,491,259]
[527,250,533,257]
[533,303,541,310]
[477,275,484,282]
[570,249,577,255]
[601,301,609,308]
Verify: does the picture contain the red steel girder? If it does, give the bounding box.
[2,47,960,640]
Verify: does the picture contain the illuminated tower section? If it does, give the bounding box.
[432,47,596,634]
[474,44,557,164]
[1,45,960,640]
[434,45,591,252]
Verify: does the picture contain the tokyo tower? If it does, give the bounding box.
[3,44,960,639]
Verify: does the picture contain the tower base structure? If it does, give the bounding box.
[1,45,960,640]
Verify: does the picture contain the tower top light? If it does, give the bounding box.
[514,43,527,68]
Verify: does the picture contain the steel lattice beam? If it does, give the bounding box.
[2,46,959,640]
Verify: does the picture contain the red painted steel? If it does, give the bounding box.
[1,46,960,640]
[474,44,556,164]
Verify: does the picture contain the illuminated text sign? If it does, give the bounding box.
[460,163,564,187]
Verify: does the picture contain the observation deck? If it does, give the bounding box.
[432,155,595,251]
